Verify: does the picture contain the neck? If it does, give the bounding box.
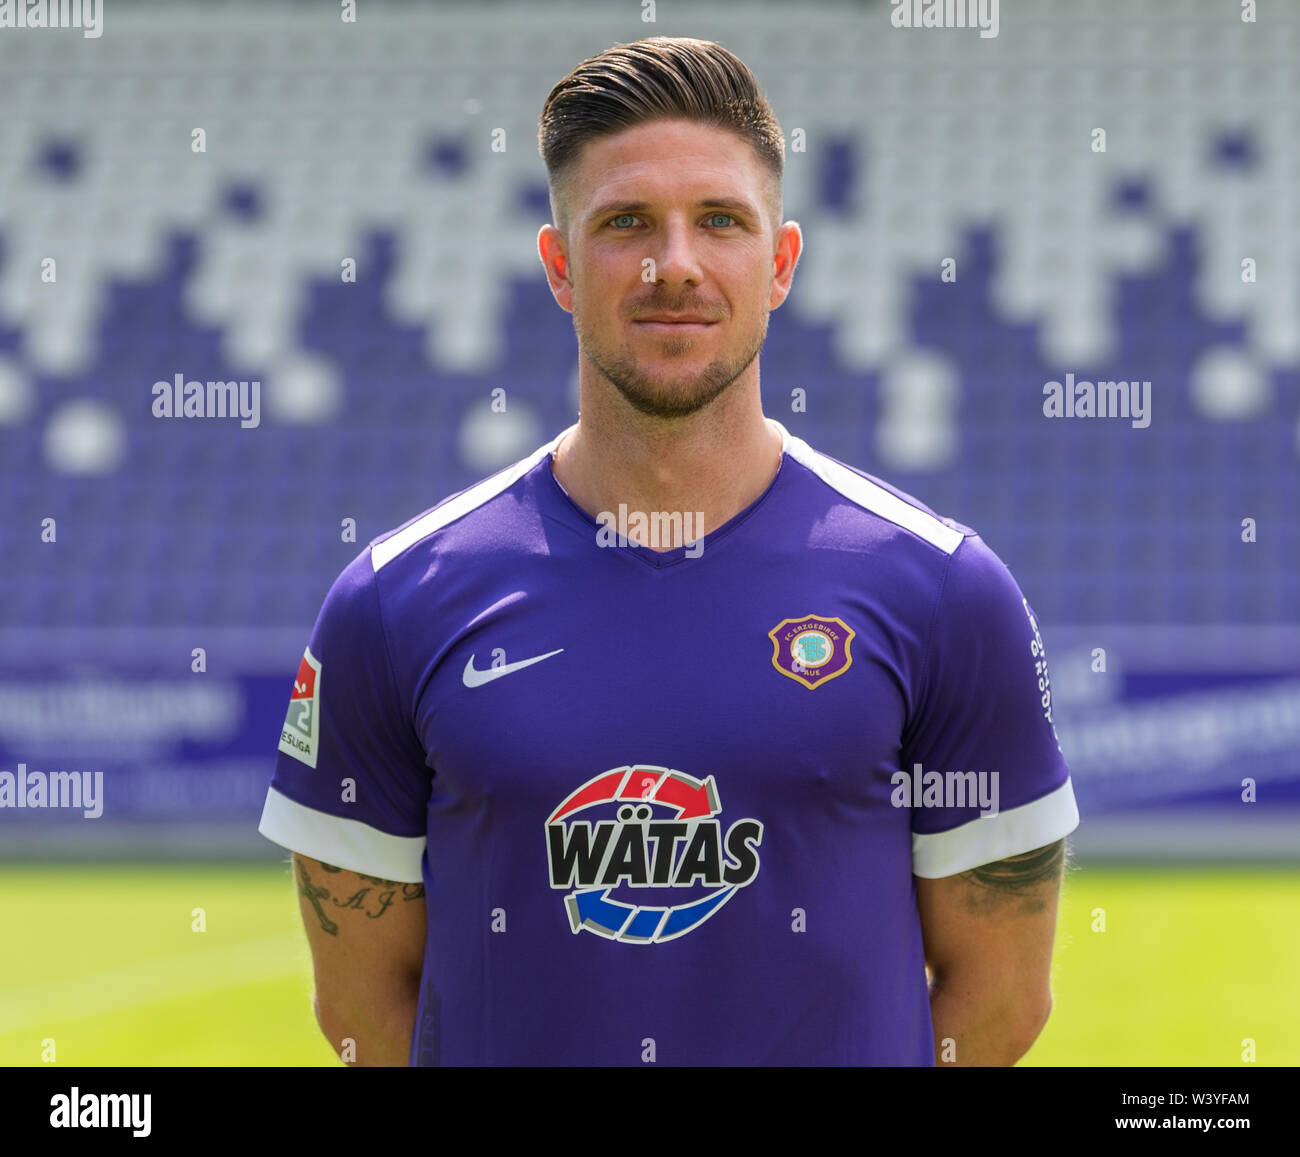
[551,377,784,550]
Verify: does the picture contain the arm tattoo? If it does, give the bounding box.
[320,861,426,900]
[296,858,339,936]
[304,861,426,926]
[957,839,1065,914]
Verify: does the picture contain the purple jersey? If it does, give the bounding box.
[259,420,1079,1066]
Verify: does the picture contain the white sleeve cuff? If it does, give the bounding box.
[258,785,426,883]
[912,778,1079,878]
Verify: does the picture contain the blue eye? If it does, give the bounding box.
[607,212,738,230]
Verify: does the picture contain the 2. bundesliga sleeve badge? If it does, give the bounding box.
[278,647,321,768]
[768,614,855,689]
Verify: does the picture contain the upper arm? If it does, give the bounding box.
[916,838,1066,1009]
[896,538,1076,1049]
[258,548,434,1063]
[904,535,1078,877]
[260,550,432,876]
[293,852,427,1000]
[259,548,434,997]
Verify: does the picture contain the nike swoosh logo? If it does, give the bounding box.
[462,648,564,688]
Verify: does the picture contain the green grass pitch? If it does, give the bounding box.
[1,861,1296,1066]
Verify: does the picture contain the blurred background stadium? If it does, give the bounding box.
[0,0,1296,1066]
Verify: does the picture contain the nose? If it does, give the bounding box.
[651,214,704,288]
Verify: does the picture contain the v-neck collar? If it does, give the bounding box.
[543,420,791,570]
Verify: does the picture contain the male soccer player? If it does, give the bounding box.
[259,36,1079,1066]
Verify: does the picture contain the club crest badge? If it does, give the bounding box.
[768,615,855,689]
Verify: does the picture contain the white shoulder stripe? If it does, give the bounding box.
[774,421,965,555]
[371,429,570,572]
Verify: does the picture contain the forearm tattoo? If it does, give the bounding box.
[957,839,1066,914]
[296,859,426,936]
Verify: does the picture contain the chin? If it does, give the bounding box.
[615,374,738,420]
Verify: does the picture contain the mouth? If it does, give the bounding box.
[631,319,719,334]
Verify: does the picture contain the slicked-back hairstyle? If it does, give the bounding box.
[538,36,785,236]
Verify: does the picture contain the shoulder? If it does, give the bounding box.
[780,428,977,557]
[308,435,560,645]
[368,434,559,576]
[778,430,1039,632]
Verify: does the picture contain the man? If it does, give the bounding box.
[259,35,1079,1067]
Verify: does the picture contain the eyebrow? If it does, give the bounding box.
[585,197,758,223]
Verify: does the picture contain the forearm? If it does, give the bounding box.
[314,980,421,1066]
[928,970,1048,1066]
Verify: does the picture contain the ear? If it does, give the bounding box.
[769,220,802,310]
[538,224,574,313]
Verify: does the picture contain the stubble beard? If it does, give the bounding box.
[574,309,769,420]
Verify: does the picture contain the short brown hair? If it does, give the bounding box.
[538,36,785,235]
